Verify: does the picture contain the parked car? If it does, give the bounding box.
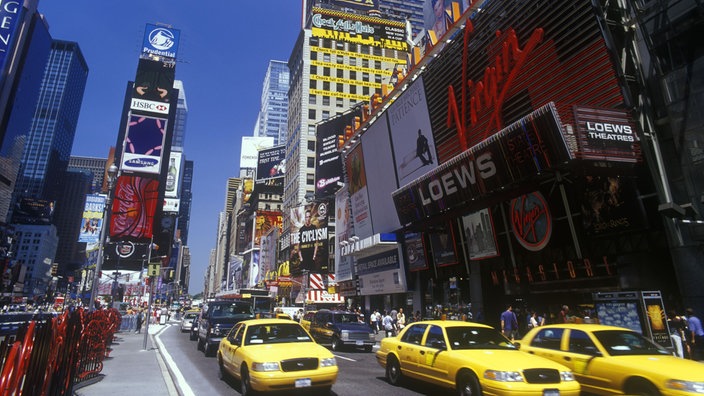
[180,309,200,333]
[309,309,375,352]
[197,299,254,356]
[517,323,704,395]
[376,320,580,396]
[217,318,338,395]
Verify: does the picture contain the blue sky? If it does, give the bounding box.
[38,1,303,294]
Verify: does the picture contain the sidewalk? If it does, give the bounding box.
[73,320,178,396]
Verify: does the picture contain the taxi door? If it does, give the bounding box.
[561,329,612,394]
[222,323,245,376]
[415,325,452,388]
[395,323,428,378]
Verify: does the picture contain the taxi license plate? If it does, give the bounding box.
[543,390,559,396]
[295,378,312,388]
[356,340,364,346]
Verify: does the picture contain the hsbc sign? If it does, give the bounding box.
[131,98,170,115]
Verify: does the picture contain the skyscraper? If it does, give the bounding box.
[177,159,193,245]
[172,80,188,149]
[12,40,88,204]
[255,60,289,145]
[68,155,108,194]
[378,0,425,40]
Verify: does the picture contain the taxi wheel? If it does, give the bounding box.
[625,379,660,396]
[386,356,403,386]
[457,370,482,396]
[240,367,257,396]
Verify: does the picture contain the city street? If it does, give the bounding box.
[157,323,437,396]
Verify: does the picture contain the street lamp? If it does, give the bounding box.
[88,164,118,311]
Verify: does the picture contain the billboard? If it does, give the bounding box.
[131,58,175,114]
[256,145,285,181]
[121,114,168,174]
[240,136,274,170]
[141,23,180,59]
[164,151,182,198]
[315,110,361,197]
[102,241,151,272]
[461,208,499,260]
[11,198,55,225]
[310,8,408,51]
[334,185,354,282]
[109,175,160,242]
[254,211,282,246]
[344,144,373,237]
[289,201,329,275]
[78,194,107,244]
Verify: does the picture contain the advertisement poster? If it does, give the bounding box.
[344,144,373,237]
[461,208,499,260]
[641,291,673,349]
[387,76,436,187]
[289,201,329,275]
[78,194,107,244]
[404,232,428,271]
[428,224,458,267]
[335,186,354,282]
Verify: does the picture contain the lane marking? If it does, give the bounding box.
[154,325,196,396]
[334,354,357,362]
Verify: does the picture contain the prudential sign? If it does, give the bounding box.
[142,23,180,59]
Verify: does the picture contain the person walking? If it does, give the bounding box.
[397,308,406,331]
[135,309,144,334]
[686,308,704,360]
[500,304,518,340]
[382,310,395,337]
[559,305,570,323]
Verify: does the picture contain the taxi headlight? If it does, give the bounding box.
[484,370,524,382]
[666,379,704,393]
[320,357,337,367]
[251,362,280,372]
[560,371,575,381]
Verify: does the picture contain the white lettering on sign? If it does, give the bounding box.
[586,122,634,142]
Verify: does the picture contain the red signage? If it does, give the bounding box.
[510,192,552,252]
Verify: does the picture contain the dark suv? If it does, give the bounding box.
[309,309,375,352]
[197,300,253,356]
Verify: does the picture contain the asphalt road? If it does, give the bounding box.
[158,323,441,396]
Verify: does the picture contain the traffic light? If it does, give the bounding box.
[50,263,58,277]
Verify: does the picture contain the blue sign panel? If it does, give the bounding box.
[141,23,180,59]
[0,1,22,75]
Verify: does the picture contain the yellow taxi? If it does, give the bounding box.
[376,320,580,395]
[217,318,337,395]
[300,310,317,333]
[517,323,704,395]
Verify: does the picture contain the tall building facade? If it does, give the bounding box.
[12,40,88,204]
[378,0,424,40]
[177,159,193,245]
[68,155,108,194]
[256,60,290,145]
[283,2,409,223]
[172,80,188,149]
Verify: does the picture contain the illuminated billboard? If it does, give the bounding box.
[142,23,180,59]
[344,144,372,237]
[121,114,168,174]
[256,145,285,181]
[164,151,182,198]
[315,109,362,197]
[310,8,408,51]
[131,58,175,114]
[11,198,55,225]
[109,175,159,241]
[78,194,107,244]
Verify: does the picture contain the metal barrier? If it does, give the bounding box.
[0,307,121,395]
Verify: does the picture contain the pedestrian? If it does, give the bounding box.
[528,311,540,329]
[135,309,144,334]
[500,304,518,340]
[559,305,570,323]
[397,308,406,330]
[382,310,395,337]
[668,310,686,358]
[686,308,704,360]
[371,310,380,334]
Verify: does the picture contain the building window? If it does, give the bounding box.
[309,37,319,46]
[336,83,343,92]
[308,109,316,120]
[350,70,357,80]
[323,53,331,62]
[306,173,315,185]
[349,57,357,66]
[322,110,330,119]
[336,97,344,107]
[375,74,382,83]
[309,95,317,105]
[311,51,318,60]
[374,60,381,69]
[336,41,344,50]
[363,86,370,96]
[323,81,330,90]
[362,72,369,82]
[308,125,316,135]
[323,67,330,76]
[350,85,357,94]
[337,69,344,78]
[323,96,330,106]
[336,55,344,64]
[310,65,317,75]
[308,140,316,151]
[362,58,369,68]
[309,80,316,89]
[307,157,315,168]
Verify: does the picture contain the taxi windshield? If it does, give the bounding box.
[592,330,670,356]
[445,326,518,350]
[245,324,313,345]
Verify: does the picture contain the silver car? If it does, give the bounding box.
[180,311,199,333]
